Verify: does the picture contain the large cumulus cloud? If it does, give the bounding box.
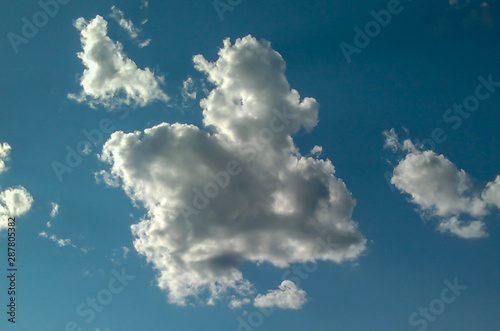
[99,36,366,306]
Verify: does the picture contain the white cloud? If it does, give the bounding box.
[382,128,401,152]
[38,231,76,248]
[109,6,151,47]
[50,202,59,218]
[392,151,487,218]
[95,169,120,187]
[437,217,488,239]
[228,297,251,309]
[482,175,500,210]
[0,142,11,174]
[68,15,168,108]
[122,246,130,259]
[254,280,307,310]
[181,76,197,102]
[99,35,366,306]
[385,129,500,239]
[310,145,323,157]
[0,187,34,231]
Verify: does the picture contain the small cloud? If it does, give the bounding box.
[310,145,323,157]
[68,15,168,109]
[50,235,73,247]
[39,231,78,248]
[122,246,130,259]
[50,202,59,218]
[437,217,488,239]
[229,298,251,309]
[110,6,151,47]
[180,76,198,107]
[0,142,11,174]
[254,281,307,310]
[82,143,92,155]
[0,186,34,230]
[94,170,120,187]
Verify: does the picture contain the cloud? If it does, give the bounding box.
[68,15,168,108]
[254,280,307,310]
[122,246,130,259]
[0,143,34,231]
[181,77,197,102]
[449,0,470,8]
[482,176,500,209]
[310,145,323,157]
[228,298,251,309]
[0,187,34,231]
[0,142,11,174]
[437,217,488,239]
[109,6,151,47]
[98,35,366,306]
[38,231,76,248]
[384,129,500,239]
[50,202,59,218]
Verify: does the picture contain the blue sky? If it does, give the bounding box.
[1,0,500,330]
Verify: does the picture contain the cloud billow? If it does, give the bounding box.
[99,35,366,306]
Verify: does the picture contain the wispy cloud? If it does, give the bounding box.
[38,232,75,248]
[50,202,59,218]
[110,6,151,47]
